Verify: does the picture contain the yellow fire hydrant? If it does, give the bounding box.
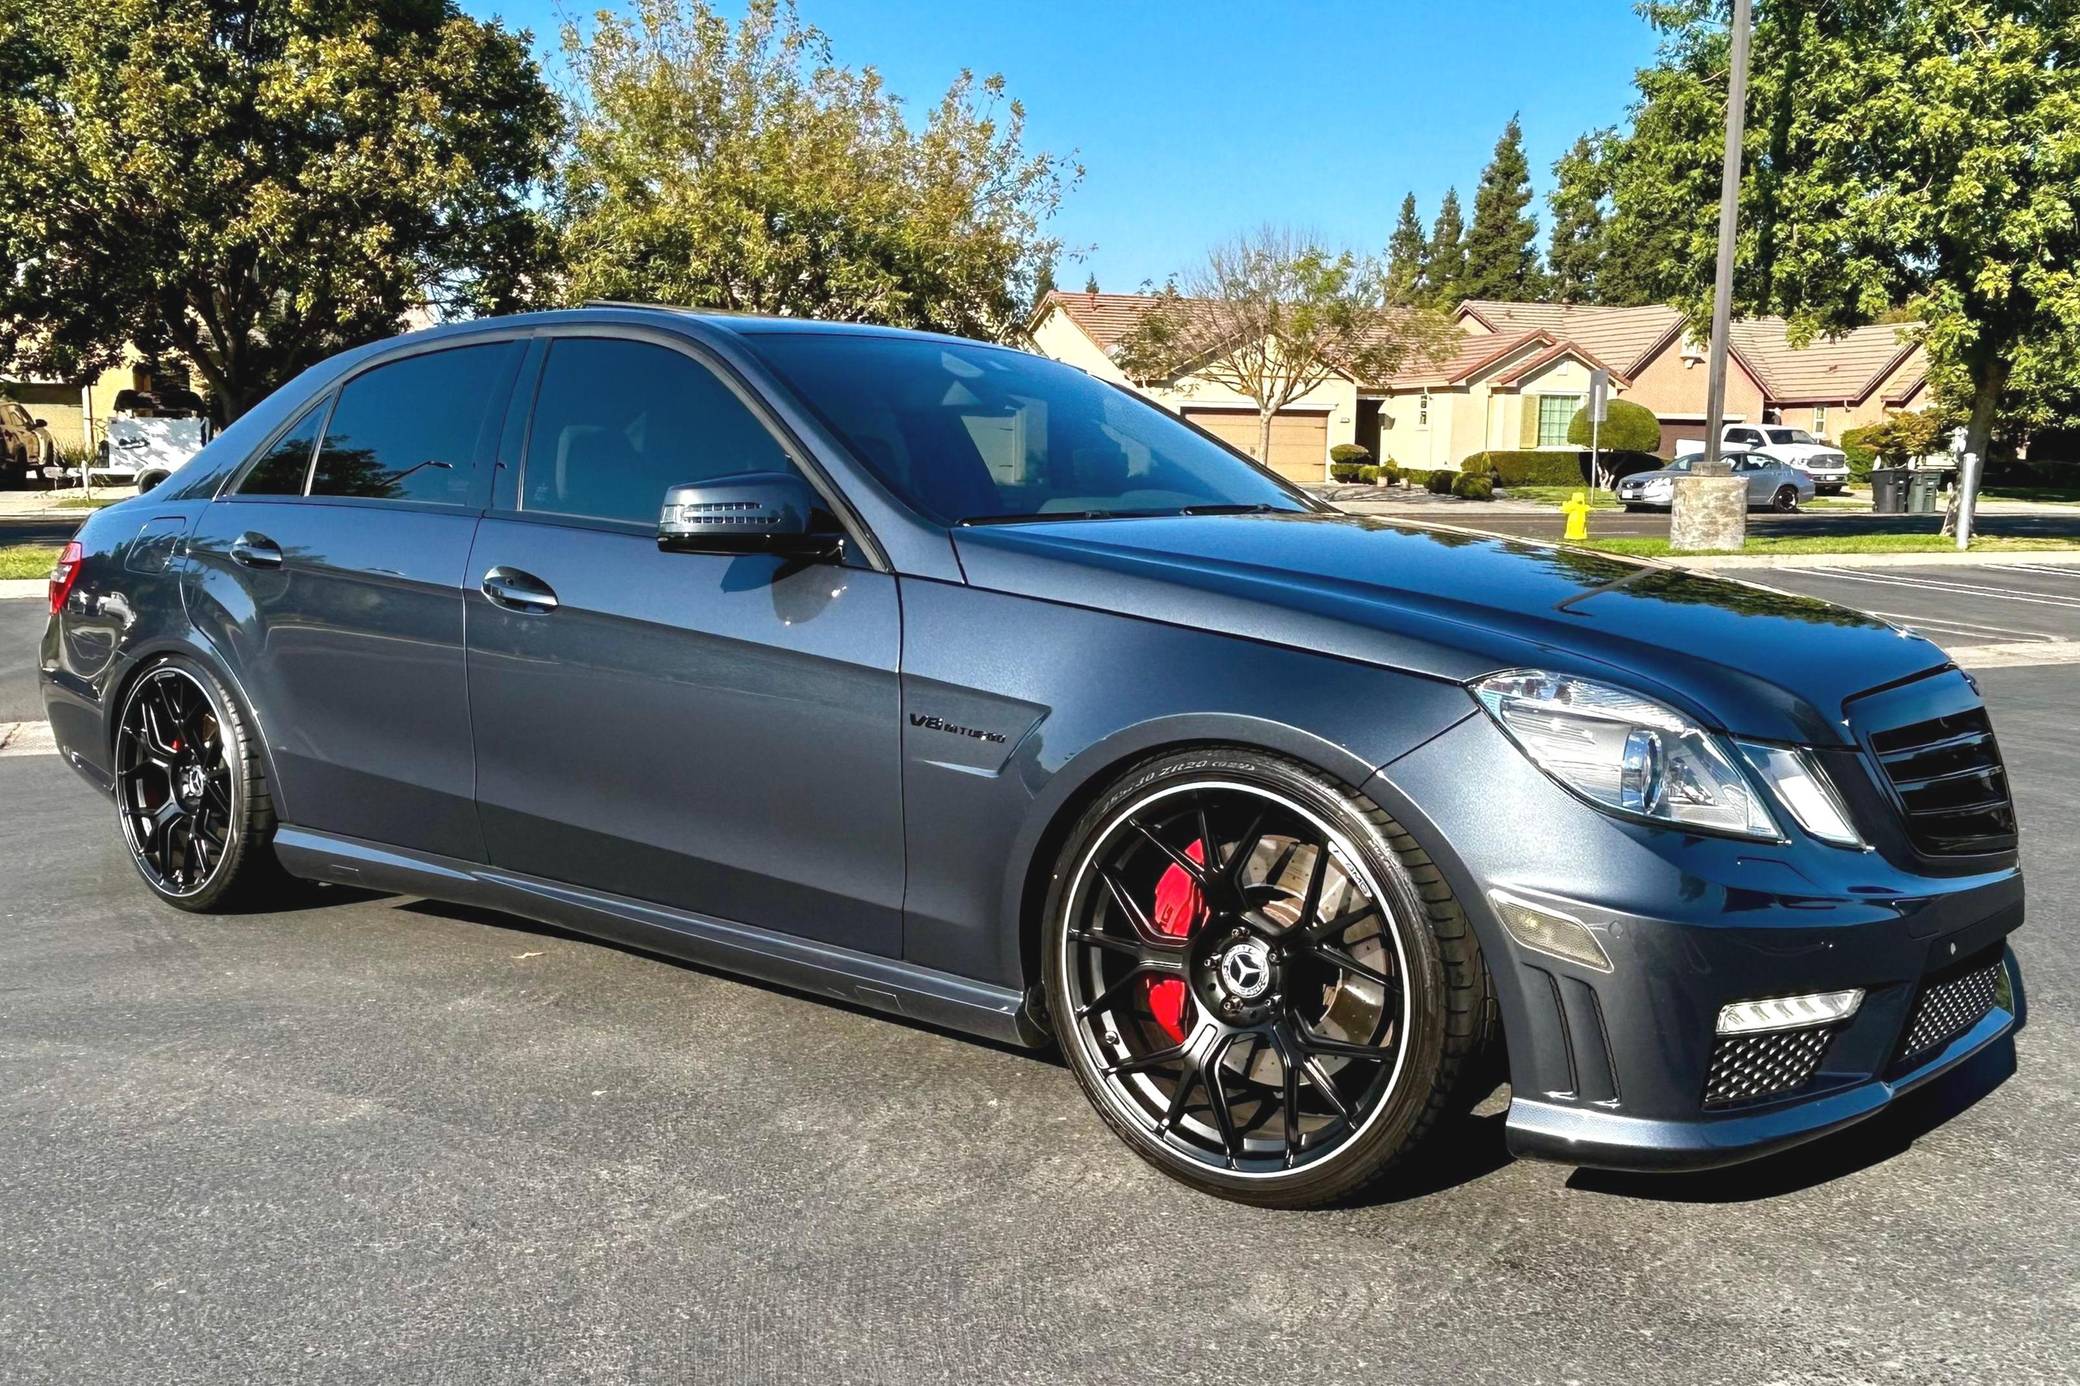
[1562,490,1592,542]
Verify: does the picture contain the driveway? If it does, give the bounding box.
[2,585,2076,1382]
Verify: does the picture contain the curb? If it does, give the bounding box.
[1643,550,2080,571]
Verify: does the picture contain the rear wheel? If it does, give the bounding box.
[1043,748,1490,1207]
[1771,485,1800,512]
[114,657,293,911]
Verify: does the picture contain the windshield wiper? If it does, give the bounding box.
[1176,503,1286,516]
[957,508,1176,526]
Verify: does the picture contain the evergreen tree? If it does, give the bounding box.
[1383,192,1427,307]
[1460,115,1546,302]
[1084,272,1100,294]
[1546,133,1610,303]
[1423,189,1466,306]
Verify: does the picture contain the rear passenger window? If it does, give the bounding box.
[311,344,515,505]
[237,398,327,495]
[521,337,796,525]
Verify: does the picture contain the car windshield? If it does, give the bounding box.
[743,332,1312,525]
[1766,428,1817,445]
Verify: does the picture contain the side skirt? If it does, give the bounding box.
[271,826,1048,1048]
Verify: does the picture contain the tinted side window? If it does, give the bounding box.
[312,344,515,504]
[522,337,795,525]
[236,397,328,496]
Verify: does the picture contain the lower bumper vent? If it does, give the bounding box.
[1898,956,2003,1063]
[1704,1026,1835,1108]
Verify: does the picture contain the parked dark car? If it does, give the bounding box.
[40,308,2023,1206]
[1,398,53,486]
[1616,449,1818,512]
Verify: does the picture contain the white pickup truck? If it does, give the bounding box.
[1678,424,1851,493]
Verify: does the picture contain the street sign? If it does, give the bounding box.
[1587,369,1610,423]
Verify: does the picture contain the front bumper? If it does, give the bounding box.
[1368,708,2025,1173]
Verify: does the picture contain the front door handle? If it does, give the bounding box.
[481,565,558,613]
[230,532,283,568]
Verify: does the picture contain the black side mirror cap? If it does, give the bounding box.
[658,471,843,560]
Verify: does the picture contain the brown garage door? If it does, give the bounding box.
[1184,408,1328,484]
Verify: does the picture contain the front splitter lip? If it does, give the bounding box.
[1503,954,2019,1173]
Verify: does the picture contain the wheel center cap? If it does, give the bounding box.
[1217,938,1273,1001]
[178,763,209,805]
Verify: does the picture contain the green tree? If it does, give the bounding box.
[1424,189,1467,306]
[556,0,1078,342]
[1113,226,1451,466]
[1547,133,1611,303]
[1085,273,1100,294]
[0,0,557,421]
[1383,192,1428,307]
[1460,116,1548,302]
[1612,0,2080,470]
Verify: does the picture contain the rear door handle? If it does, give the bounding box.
[480,565,558,613]
[230,533,283,568]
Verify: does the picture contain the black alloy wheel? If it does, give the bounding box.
[1771,485,1800,512]
[1046,750,1489,1207]
[116,665,238,898]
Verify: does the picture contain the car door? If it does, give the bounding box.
[463,330,905,955]
[1735,453,1774,503]
[186,337,523,861]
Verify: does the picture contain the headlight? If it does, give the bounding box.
[1472,671,1779,839]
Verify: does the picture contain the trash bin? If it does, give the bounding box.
[1869,467,1907,513]
[1907,470,1941,514]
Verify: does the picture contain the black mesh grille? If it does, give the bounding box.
[1899,957,2003,1063]
[1868,706,2016,855]
[1703,1026,1836,1108]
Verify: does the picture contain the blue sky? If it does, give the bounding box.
[465,0,1664,291]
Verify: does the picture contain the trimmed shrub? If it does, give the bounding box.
[1461,449,1588,486]
[1330,462,1367,483]
[1451,472,1495,500]
[1356,464,1381,484]
[1377,464,1400,486]
[1425,469,1459,495]
[1329,442,1373,467]
[1840,424,1880,471]
[1567,397,1661,453]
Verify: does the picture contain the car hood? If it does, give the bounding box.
[951,511,1949,746]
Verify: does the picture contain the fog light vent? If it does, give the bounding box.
[1490,892,1611,972]
[1715,989,1863,1036]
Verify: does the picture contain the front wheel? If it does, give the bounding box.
[1770,485,1800,512]
[114,656,295,911]
[1043,749,1491,1207]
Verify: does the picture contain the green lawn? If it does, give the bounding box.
[1577,533,2080,559]
[53,495,123,509]
[1982,485,2080,505]
[1498,485,1619,509]
[0,544,60,580]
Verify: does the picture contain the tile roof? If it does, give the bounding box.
[1726,318,1921,402]
[1377,329,1552,387]
[1041,290,1169,353]
[1457,300,1685,377]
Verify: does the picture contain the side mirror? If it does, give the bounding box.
[30,418,46,429]
[658,471,842,560]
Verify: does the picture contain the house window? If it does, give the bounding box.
[1417,393,1430,427]
[1536,395,1578,448]
[1812,405,1828,437]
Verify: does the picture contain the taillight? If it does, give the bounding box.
[48,541,83,616]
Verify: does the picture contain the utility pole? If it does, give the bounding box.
[1671,0,1754,553]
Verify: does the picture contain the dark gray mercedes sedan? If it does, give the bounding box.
[40,307,2022,1206]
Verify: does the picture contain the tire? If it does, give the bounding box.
[112,655,297,912]
[1771,485,1800,512]
[1042,747,1492,1208]
[135,470,167,495]
[1623,503,1647,513]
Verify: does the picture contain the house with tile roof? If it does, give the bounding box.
[1026,288,1930,479]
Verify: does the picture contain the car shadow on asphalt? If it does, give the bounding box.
[394,896,1055,1062]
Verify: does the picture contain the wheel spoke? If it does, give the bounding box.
[1096,868,1187,950]
[1313,942,1395,989]
[1159,1065,1201,1134]
[1101,1042,1189,1078]
[1304,899,1378,944]
[1130,817,1206,884]
[1298,839,1332,930]
[1200,1034,1242,1166]
[1292,1022,1394,1062]
[1075,959,1183,1019]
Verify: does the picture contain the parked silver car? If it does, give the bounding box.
[1617,450,1816,512]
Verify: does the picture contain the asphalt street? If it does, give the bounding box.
[1358,501,2080,543]
[3,570,2077,1384]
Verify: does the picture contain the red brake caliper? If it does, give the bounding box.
[1145,840,1207,1042]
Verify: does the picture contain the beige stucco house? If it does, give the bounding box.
[1028,289,1931,478]
[2,347,174,455]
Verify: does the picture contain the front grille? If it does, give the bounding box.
[1703,1026,1836,1108]
[1868,706,2016,855]
[1898,955,2004,1063]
